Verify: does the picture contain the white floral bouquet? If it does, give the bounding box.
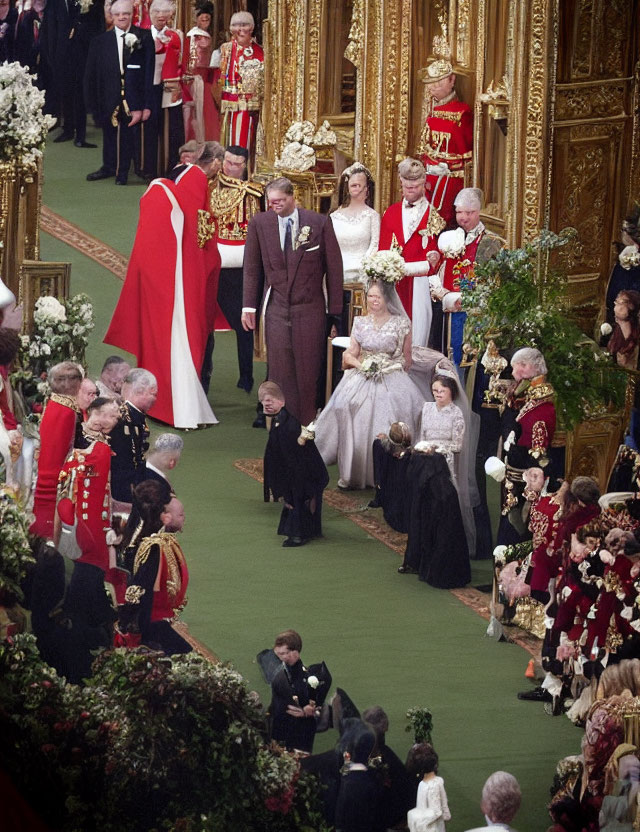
[276,119,337,172]
[362,249,406,285]
[0,62,56,167]
[78,0,94,12]
[438,227,466,259]
[359,356,382,380]
[24,293,95,371]
[619,245,640,270]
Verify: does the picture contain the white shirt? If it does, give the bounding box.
[278,209,299,250]
[145,461,167,480]
[114,25,129,73]
[151,25,167,85]
[464,221,485,246]
[401,195,427,244]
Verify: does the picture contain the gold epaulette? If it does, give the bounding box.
[49,393,80,412]
[525,381,555,403]
[425,205,446,237]
[219,172,264,198]
[132,531,178,575]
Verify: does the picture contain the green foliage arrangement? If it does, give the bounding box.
[0,490,34,605]
[405,706,433,745]
[462,229,627,429]
[0,636,329,832]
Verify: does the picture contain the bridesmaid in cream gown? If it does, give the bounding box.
[330,163,381,284]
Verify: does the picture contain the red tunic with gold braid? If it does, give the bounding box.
[57,435,113,572]
[441,233,482,292]
[419,94,473,223]
[527,493,565,595]
[378,199,444,319]
[219,38,264,153]
[31,394,79,538]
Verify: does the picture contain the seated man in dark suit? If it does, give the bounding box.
[110,368,156,506]
[84,0,154,185]
[134,432,182,494]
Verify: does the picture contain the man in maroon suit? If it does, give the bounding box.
[378,157,445,347]
[241,177,344,425]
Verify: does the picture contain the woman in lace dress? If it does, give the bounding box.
[314,279,425,489]
[417,373,465,481]
[331,163,381,284]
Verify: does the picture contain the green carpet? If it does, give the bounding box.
[38,131,579,832]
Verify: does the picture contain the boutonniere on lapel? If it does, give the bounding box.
[294,225,311,250]
[124,32,141,51]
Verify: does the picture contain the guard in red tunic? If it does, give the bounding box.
[418,59,473,224]
[56,398,121,572]
[30,362,83,540]
[214,11,264,164]
[378,157,445,347]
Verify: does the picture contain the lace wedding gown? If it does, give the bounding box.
[331,206,381,283]
[314,314,425,488]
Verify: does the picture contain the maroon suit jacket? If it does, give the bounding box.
[242,208,343,316]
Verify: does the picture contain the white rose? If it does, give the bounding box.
[493,545,507,561]
[124,33,139,48]
[307,675,319,689]
[600,322,612,336]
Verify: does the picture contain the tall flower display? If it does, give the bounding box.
[0,62,56,168]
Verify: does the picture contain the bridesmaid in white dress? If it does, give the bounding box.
[407,745,451,832]
[331,163,381,283]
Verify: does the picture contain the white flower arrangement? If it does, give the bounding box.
[311,119,337,147]
[493,544,508,567]
[283,120,315,144]
[0,62,56,167]
[600,322,613,336]
[619,245,640,270]
[359,356,382,380]
[274,141,316,172]
[307,675,320,689]
[295,225,311,247]
[78,0,94,12]
[362,249,406,285]
[438,227,466,259]
[23,293,95,368]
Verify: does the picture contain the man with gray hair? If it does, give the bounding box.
[84,0,155,185]
[495,346,556,545]
[378,157,445,347]
[134,432,183,494]
[140,0,184,181]
[432,187,505,365]
[109,368,157,503]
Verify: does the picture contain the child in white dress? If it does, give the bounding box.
[407,745,451,832]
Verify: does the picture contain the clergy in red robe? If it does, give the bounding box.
[104,164,220,429]
[378,157,445,347]
[418,59,473,224]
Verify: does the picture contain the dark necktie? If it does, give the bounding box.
[284,217,293,259]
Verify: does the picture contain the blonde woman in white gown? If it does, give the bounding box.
[331,163,381,283]
[314,277,424,489]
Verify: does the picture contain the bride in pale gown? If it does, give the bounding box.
[331,163,380,283]
[314,278,425,489]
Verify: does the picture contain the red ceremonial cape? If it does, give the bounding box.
[104,166,220,425]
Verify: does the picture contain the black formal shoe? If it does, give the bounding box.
[397,564,417,574]
[283,537,306,548]
[115,177,128,185]
[367,498,382,508]
[252,413,266,429]
[74,140,97,148]
[544,695,564,716]
[517,687,551,702]
[237,377,254,393]
[86,168,114,181]
[53,131,74,143]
